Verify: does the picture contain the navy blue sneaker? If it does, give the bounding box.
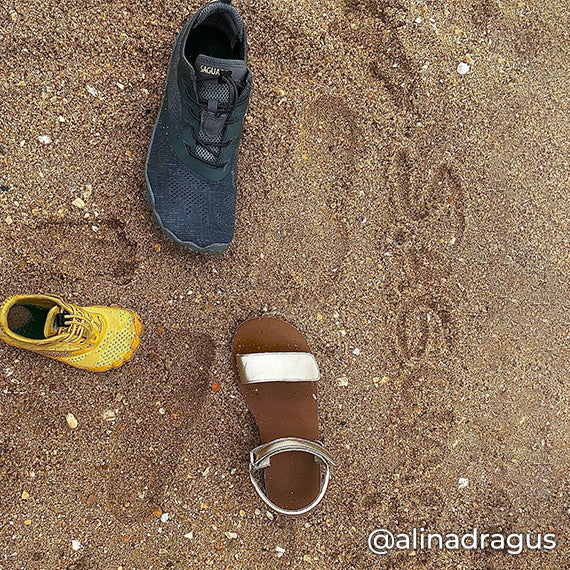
[146,0,252,253]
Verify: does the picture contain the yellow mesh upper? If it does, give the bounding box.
[59,307,141,370]
[0,295,141,372]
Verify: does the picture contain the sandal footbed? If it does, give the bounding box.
[232,316,320,512]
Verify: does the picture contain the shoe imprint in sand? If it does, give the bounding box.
[105,331,213,523]
[7,219,137,286]
[253,94,359,293]
[297,94,360,183]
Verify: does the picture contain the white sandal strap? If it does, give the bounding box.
[249,437,334,516]
[236,352,320,384]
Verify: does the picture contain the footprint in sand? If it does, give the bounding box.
[390,149,466,247]
[297,94,360,183]
[105,330,213,523]
[5,218,138,286]
[265,95,358,293]
[246,94,358,299]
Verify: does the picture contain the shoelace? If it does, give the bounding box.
[56,307,100,347]
[186,71,242,168]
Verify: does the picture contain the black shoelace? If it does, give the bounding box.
[186,71,242,168]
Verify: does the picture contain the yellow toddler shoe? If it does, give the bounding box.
[0,294,142,371]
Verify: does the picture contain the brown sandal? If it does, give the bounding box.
[232,316,334,516]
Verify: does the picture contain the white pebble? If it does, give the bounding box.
[353,348,361,356]
[72,198,85,209]
[65,413,78,429]
[116,82,125,90]
[266,511,274,520]
[160,512,169,523]
[5,216,13,225]
[224,531,237,539]
[337,377,349,387]
[102,409,116,421]
[415,16,422,23]
[38,135,52,144]
[71,540,81,551]
[87,86,98,96]
[458,477,469,489]
[184,531,193,539]
[457,62,470,75]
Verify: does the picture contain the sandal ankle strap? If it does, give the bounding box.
[249,437,334,516]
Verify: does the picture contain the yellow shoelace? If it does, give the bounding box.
[57,306,100,347]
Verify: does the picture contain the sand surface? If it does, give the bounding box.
[1,0,570,568]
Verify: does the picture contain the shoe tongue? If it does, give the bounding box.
[194,54,248,85]
[44,306,68,338]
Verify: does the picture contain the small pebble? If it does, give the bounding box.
[38,135,52,144]
[224,531,237,539]
[415,16,422,23]
[86,494,98,505]
[457,62,470,75]
[87,86,98,96]
[337,377,349,387]
[21,491,29,500]
[116,82,125,90]
[266,511,274,520]
[72,198,85,209]
[71,540,81,551]
[102,410,116,421]
[184,531,193,540]
[160,512,169,523]
[458,477,469,489]
[5,216,13,225]
[58,115,65,123]
[66,413,78,429]
[353,348,361,356]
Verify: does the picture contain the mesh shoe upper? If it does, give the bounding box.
[146,0,252,253]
